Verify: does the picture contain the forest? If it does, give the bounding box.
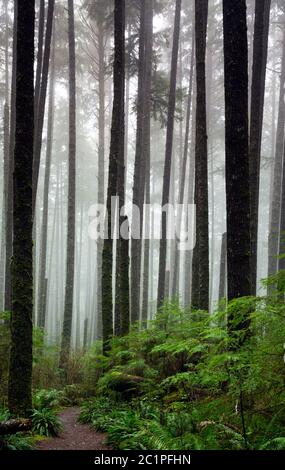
[0,0,285,455]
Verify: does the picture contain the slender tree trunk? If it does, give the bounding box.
[279,134,285,270]
[38,32,55,329]
[96,24,105,340]
[218,232,227,302]
[34,0,45,117]
[60,0,76,363]
[249,0,271,294]
[268,21,285,281]
[223,1,251,308]
[172,27,195,299]
[157,0,182,308]
[124,23,131,203]
[185,84,196,307]
[75,205,83,348]
[0,1,10,308]
[131,0,147,323]
[102,0,125,352]
[8,0,35,418]
[33,0,55,215]
[192,0,209,311]
[141,0,153,326]
[116,1,129,337]
[206,39,214,311]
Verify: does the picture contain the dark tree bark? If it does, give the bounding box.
[131,0,147,323]
[4,2,17,313]
[102,0,125,352]
[60,0,76,363]
[218,232,227,302]
[268,22,285,280]
[141,0,153,326]
[38,32,55,329]
[192,0,209,311]
[249,0,271,294]
[223,1,251,306]
[34,0,45,117]
[96,23,106,340]
[0,419,32,435]
[172,26,195,299]
[8,0,35,418]
[184,90,196,307]
[32,0,55,215]
[157,0,182,308]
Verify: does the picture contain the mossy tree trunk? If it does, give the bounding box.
[102,0,126,352]
[8,0,35,418]
[60,0,76,365]
[223,1,251,309]
[193,0,209,312]
[4,2,17,313]
[131,0,147,323]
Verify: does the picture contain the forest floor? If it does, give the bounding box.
[37,407,110,450]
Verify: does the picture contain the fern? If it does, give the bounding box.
[260,437,285,450]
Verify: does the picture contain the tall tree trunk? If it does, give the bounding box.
[33,0,55,215]
[157,0,182,308]
[279,142,285,272]
[60,0,76,363]
[0,0,10,307]
[268,21,285,281]
[124,23,131,203]
[96,23,105,340]
[192,0,209,311]
[8,0,35,418]
[223,1,251,308]
[34,0,45,117]
[75,205,83,348]
[102,0,125,352]
[185,83,196,307]
[218,232,227,302]
[38,32,55,329]
[131,0,147,323]
[116,0,128,337]
[249,0,271,294]
[4,1,17,313]
[172,26,195,300]
[141,0,153,326]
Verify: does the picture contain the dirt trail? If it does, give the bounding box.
[37,406,110,450]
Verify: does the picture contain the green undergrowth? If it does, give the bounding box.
[80,274,285,450]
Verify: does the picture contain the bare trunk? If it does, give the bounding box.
[60,0,76,363]
[157,0,182,308]
[38,32,55,329]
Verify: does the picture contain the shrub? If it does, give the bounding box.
[33,388,65,410]
[32,408,62,437]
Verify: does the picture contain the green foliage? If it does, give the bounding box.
[0,406,10,422]
[80,292,285,450]
[33,388,65,410]
[32,408,62,437]
[260,437,285,450]
[1,433,35,450]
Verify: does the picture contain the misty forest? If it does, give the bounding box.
[0,0,285,452]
